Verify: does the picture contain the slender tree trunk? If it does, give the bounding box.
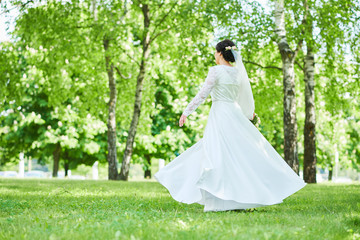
[119,4,151,181]
[328,164,333,181]
[144,154,151,179]
[303,0,317,183]
[63,151,70,177]
[274,0,299,174]
[303,50,316,182]
[104,37,119,180]
[52,143,61,177]
[64,161,69,177]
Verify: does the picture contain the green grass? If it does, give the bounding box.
[0,179,359,240]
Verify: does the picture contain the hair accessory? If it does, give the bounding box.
[225,46,237,51]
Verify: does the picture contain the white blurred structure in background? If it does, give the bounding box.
[335,146,339,180]
[18,152,24,178]
[158,159,165,170]
[92,161,99,180]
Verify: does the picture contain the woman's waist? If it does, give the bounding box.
[211,98,237,103]
[210,93,237,102]
[210,99,243,114]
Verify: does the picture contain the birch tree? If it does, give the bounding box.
[302,0,317,183]
[118,0,215,180]
[274,0,301,174]
[118,2,153,180]
[301,0,359,182]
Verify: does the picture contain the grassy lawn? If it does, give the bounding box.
[0,179,359,240]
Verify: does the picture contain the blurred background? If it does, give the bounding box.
[1,0,359,182]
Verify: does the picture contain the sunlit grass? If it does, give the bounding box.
[0,179,359,240]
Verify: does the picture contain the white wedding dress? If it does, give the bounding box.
[154,64,307,212]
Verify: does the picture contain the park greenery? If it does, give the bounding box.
[0,0,359,181]
[0,179,360,239]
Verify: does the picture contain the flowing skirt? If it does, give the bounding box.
[154,101,307,212]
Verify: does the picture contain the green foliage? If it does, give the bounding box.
[0,70,107,167]
[0,42,26,102]
[1,0,359,176]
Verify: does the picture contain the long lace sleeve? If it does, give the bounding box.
[182,67,217,117]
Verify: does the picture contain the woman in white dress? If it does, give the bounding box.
[154,39,307,212]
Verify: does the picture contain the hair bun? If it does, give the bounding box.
[216,39,236,62]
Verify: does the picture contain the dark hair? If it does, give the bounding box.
[215,39,236,62]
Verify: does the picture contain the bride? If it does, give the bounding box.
[154,39,306,212]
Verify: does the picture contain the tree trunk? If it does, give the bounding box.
[282,57,299,174]
[104,37,119,180]
[52,143,61,177]
[303,47,317,183]
[119,4,151,181]
[274,0,299,174]
[303,50,316,183]
[303,51,317,183]
[64,161,69,177]
[328,165,333,181]
[144,154,151,179]
[303,0,317,183]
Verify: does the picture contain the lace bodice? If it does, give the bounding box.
[182,65,241,116]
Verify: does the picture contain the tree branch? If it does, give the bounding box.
[293,39,303,59]
[120,0,129,22]
[243,60,282,71]
[294,0,309,60]
[149,1,177,43]
[115,66,132,79]
[75,24,95,29]
[295,60,304,71]
[117,45,141,67]
[0,0,33,15]
[149,26,172,44]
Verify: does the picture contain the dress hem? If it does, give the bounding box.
[154,170,307,212]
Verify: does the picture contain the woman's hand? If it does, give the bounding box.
[179,114,187,127]
[249,112,256,121]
